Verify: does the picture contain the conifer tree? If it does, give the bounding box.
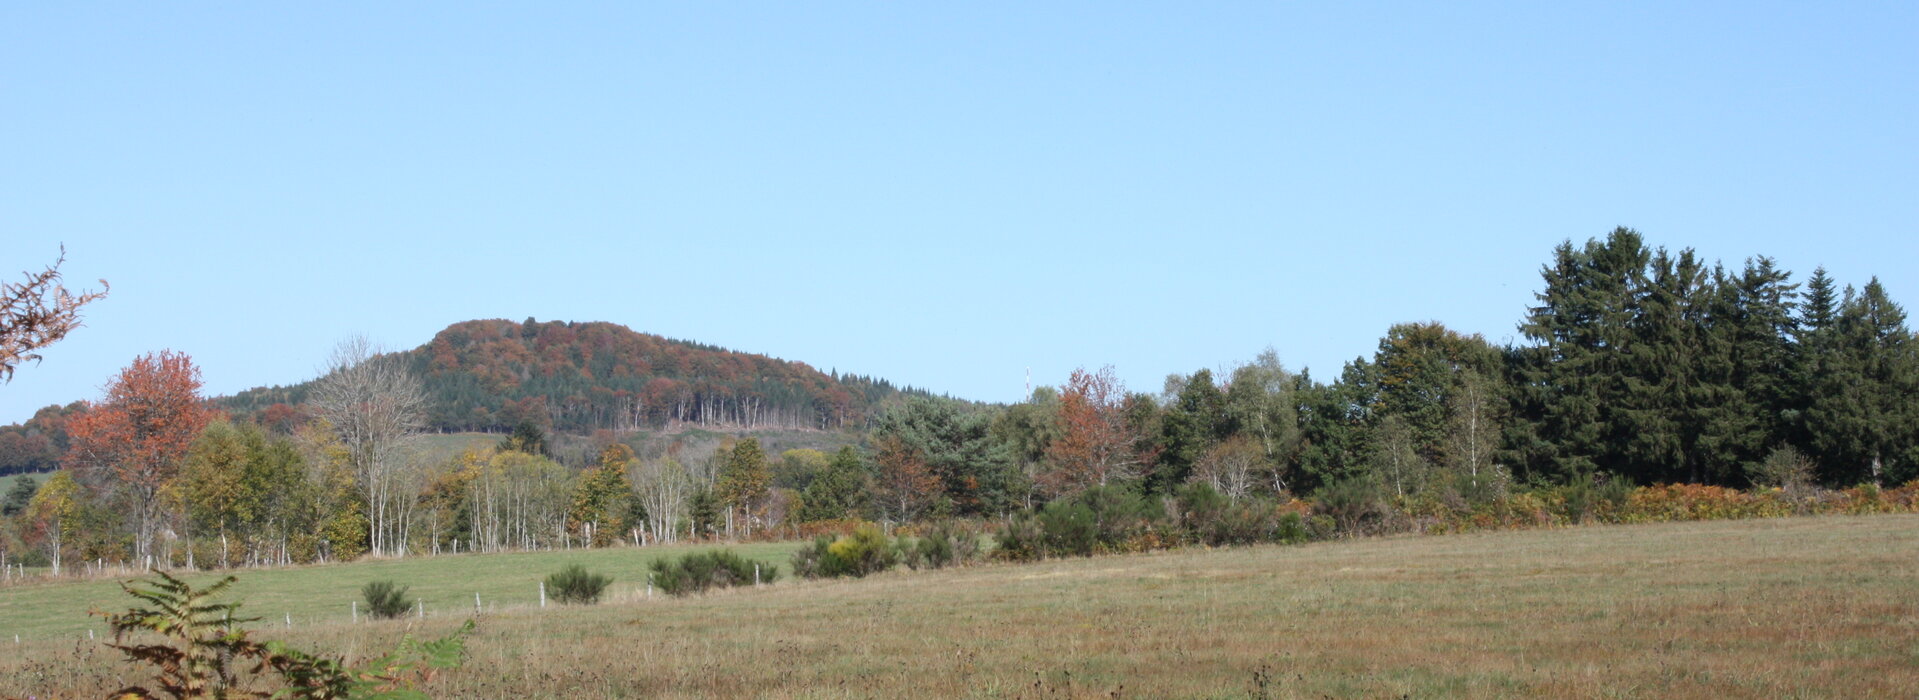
[798,446,868,522]
[1806,280,1918,484]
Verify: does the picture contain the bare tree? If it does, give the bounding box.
[1193,435,1262,501]
[306,337,426,557]
[631,456,691,543]
[2,247,108,383]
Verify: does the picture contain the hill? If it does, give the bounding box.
[222,319,924,434]
[0,318,928,476]
[5,515,1917,696]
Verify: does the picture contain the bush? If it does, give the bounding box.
[362,580,412,619]
[649,550,775,596]
[1037,501,1099,556]
[546,564,612,605]
[1024,486,1164,558]
[1274,511,1310,545]
[789,534,836,579]
[795,524,902,578]
[902,521,980,570]
[1314,475,1387,535]
[1554,472,1632,522]
[993,514,1044,562]
[1749,445,1816,492]
[1173,483,1291,546]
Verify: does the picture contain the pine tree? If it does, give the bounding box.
[1517,229,1650,481]
[798,446,868,522]
[1807,280,1918,484]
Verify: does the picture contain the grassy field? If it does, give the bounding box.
[0,541,799,639]
[6,515,1919,698]
[0,469,55,498]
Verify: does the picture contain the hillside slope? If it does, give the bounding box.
[0,319,926,474]
[221,318,920,433]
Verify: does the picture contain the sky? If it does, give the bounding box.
[3,2,1914,424]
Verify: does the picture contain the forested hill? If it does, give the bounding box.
[219,319,918,434]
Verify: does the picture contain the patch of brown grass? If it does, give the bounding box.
[7,515,1919,698]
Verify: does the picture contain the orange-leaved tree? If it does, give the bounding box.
[65,350,214,563]
[873,435,938,523]
[1040,366,1148,498]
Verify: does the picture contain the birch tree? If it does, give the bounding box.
[307,337,426,557]
[631,456,691,543]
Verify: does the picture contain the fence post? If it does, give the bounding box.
[475,592,483,615]
[285,613,292,629]
[416,600,424,619]
[352,601,358,623]
[540,581,547,608]
[754,563,761,586]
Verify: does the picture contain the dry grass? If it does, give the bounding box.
[7,515,1919,698]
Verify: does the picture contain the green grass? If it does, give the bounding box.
[8,515,1919,697]
[0,469,55,498]
[0,540,797,639]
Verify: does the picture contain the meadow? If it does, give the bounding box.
[6,515,1919,698]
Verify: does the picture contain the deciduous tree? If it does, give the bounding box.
[1040,367,1148,498]
[1,247,108,383]
[64,350,213,562]
[872,436,938,523]
[714,438,771,536]
[22,471,81,575]
[306,337,427,557]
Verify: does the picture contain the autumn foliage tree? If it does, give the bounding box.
[1,247,108,383]
[1040,366,1148,498]
[715,438,772,536]
[568,443,635,546]
[64,350,214,562]
[873,436,939,523]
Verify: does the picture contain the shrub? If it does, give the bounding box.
[789,534,836,579]
[993,514,1044,562]
[903,521,980,570]
[1173,484,1292,546]
[1029,486,1163,557]
[1037,501,1098,556]
[1748,445,1816,493]
[1274,511,1310,544]
[649,550,775,596]
[1555,472,1632,522]
[795,524,901,579]
[1314,475,1387,535]
[546,564,612,605]
[362,580,412,619]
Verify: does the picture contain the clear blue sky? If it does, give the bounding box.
[4,3,1914,424]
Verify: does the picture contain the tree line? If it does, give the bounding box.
[1,228,1914,574]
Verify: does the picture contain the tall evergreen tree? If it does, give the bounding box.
[1516,228,1650,481]
[1806,280,1918,484]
